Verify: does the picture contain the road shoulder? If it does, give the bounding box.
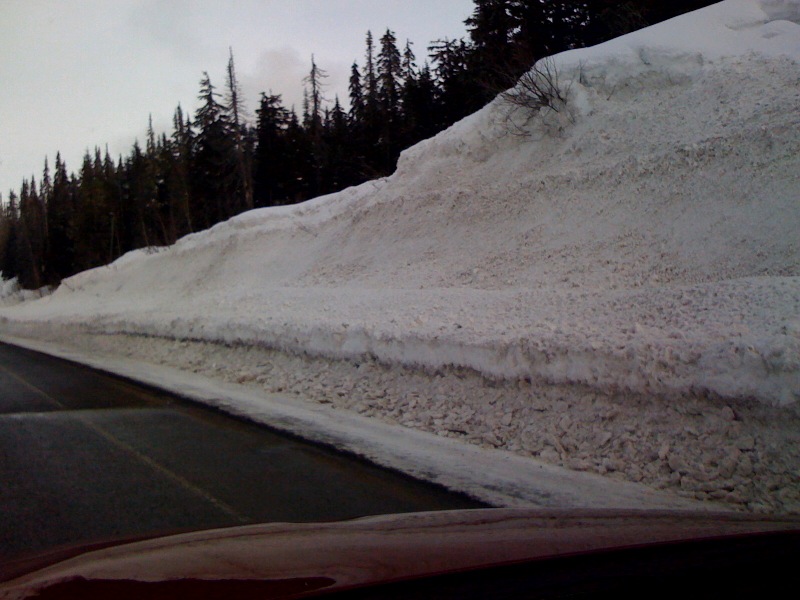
[0,332,709,511]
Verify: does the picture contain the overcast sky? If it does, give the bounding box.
[0,0,473,198]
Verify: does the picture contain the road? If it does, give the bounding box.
[0,342,484,573]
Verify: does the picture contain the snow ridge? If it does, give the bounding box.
[3,1,800,408]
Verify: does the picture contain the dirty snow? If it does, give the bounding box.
[2,0,799,512]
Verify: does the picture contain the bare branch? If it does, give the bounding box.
[500,56,567,114]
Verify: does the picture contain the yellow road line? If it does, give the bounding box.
[80,416,249,524]
[0,362,249,524]
[0,363,66,410]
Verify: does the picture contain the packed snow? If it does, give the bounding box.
[0,275,18,304]
[2,0,799,512]
[0,275,51,306]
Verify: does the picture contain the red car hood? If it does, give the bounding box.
[2,508,799,599]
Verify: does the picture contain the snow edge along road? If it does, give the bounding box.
[0,333,711,512]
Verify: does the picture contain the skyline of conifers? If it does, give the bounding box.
[0,1,716,290]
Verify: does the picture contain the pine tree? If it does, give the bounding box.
[17,178,45,288]
[125,141,154,248]
[348,62,364,124]
[378,29,402,117]
[142,125,169,247]
[225,48,254,212]
[322,95,354,192]
[169,104,195,236]
[347,61,369,179]
[303,55,329,196]
[466,0,517,79]
[0,194,13,279]
[253,92,290,207]
[0,192,20,281]
[364,31,379,116]
[151,135,174,245]
[74,150,107,270]
[402,40,417,82]
[283,109,312,203]
[303,55,327,136]
[142,122,172,247]
[362,30,381,170]
[40,157,52,248]
[46,152,75,283]
[428,37,475,126]
[377,29,403,172]
[192,72,238,227]
[402,62,440,147]
[101,148,123,261]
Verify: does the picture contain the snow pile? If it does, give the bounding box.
[1,2,799,510]
[0,274,19,303]
[0,275,51,306]
[15,328,793,512]
[5,0,798,406]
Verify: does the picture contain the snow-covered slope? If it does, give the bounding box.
[3,0,799,406]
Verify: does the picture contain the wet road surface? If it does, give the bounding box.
[0,342,484,571]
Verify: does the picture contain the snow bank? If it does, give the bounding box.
[0,274,52,306]
[3,0,799,406]
[0,274,18,300]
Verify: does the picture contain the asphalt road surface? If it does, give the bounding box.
[0,341,484,572]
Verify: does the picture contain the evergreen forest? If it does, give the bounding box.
[0,1,714,290]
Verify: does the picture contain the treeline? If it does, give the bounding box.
[1,0,714,290]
